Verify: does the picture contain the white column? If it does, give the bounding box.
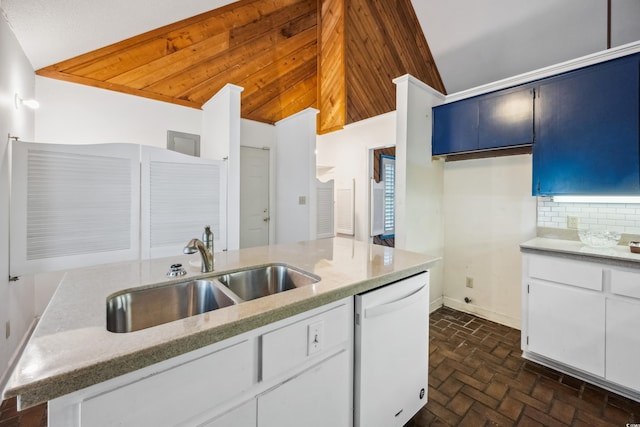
[274,108,319,244]
[201,84,244,251]
[393,74,446,312]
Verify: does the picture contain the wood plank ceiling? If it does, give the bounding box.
[36,0,445,134]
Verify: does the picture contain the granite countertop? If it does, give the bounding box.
[3,238,439,409]
[521,237,640,268]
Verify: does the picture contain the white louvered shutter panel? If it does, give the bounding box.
[141,146,227,259]
[336,179,354,235]
[316,179,334,239]
[10,141,140,276]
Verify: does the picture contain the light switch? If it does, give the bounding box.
[307,321,324,355]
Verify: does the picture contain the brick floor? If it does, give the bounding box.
[2,306,639,426]
[407,306,640,426]
[0,397,45,427]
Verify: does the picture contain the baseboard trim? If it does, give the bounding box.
[429,296,444,314]
[443,297,520,330]
[523,351,640,403]
[0,316,39,394]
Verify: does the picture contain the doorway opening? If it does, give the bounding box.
[370,146,395,247]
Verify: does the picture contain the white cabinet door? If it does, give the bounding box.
[257,351,350,427]
[527,280,605,376]
[79,341,252,427]
[200,400,257,427]
[606,298,640,392]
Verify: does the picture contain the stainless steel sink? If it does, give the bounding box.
[216,264,320,301]
[106,279,237,333]
[106,264,320,333]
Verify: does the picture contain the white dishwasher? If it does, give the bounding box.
[354,271,429,427]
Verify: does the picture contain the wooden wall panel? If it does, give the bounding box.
[37,0,318,124]
[36,0,444,130]
[345,0,446,125]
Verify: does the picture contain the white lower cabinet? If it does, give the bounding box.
[522,252,640,401]
[49,298,353,427]
[257,351,350,427]
[606,297,640,392]
[527,280,605,377]
[79,340,253,427]
[199,400,257,427]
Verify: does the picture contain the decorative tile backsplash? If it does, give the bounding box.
[537,197,640,234]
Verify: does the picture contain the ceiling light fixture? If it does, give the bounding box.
[14,93,40,110]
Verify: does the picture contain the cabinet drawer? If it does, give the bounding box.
[261,303,349,382]
[528,255,602,291]
[611,268,640,299]
[81,340,252,427]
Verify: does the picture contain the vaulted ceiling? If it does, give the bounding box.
[33,0,444,134]
[4,0,639,133]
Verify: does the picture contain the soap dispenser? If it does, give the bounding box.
[202,225,214,254]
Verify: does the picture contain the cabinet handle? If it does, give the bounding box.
[364,284,428,319]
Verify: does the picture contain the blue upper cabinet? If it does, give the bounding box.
[432,86,535,156]
[478,87,535,150]
[432,97,478,155]
[532,53,640,195]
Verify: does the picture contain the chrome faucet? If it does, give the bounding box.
[183,238,214,273]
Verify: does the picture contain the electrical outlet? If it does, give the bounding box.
[466,277,474,288]
[5,321,10,339]
[567,216,579,229]
[307,321,324,355]
[298,196,306,205]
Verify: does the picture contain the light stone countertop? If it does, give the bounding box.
[3,238,440,409]
[521,237,640,268]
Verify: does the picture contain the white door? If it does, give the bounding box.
[240,146,270,248]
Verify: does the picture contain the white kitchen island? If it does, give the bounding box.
[3,238,439,426]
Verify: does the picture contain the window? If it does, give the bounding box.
[381,155,395,238]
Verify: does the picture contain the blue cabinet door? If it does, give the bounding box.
[432,86,534,156]
[432,99,478,155]
[533,54,640,195]
[478,87,535,150]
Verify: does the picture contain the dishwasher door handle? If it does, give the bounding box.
[364,284,427,319]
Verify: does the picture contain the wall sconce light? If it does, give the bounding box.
[14,93,40,110]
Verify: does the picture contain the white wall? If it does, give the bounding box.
[35,77,202,146]
[274,108,318,243]
[0,14,37,388]
[416,0,609,93]
[316,112,397,242]
[442,155,537,328]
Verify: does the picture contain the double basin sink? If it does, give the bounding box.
[106,264,320,333]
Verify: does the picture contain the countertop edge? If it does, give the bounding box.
[520,237,640,269]
[5,261,433,409]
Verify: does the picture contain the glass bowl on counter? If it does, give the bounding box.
[578,229,621,248]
